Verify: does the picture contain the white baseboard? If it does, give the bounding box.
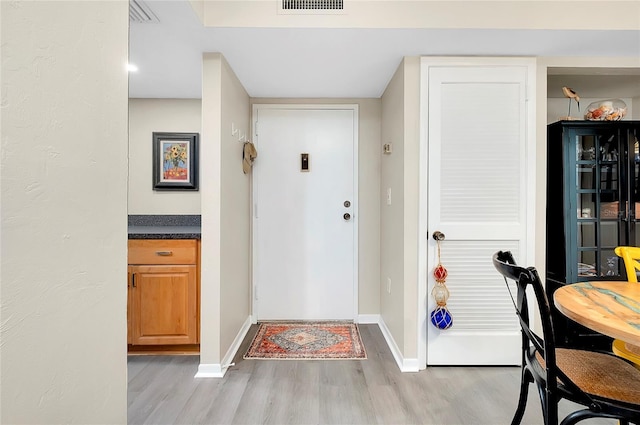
[377,317,419,373]
[195,315,418,375]
[194,363,224,378]
[221,315,252,370]
[402,357,420,372]
[195,316,252,379]
[357,314,380,324]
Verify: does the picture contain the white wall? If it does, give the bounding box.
[251,98,382,316]
[1,1,128,422]
[128,98,201,214]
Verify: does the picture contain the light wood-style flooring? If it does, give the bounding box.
[128,324,614,424]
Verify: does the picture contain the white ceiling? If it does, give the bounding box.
[128,0,640,99]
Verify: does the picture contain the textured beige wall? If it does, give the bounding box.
[380,61,406,351]
[200,53,224,365]
[357,99,383,315]
[1,1,128,422]
[251,98,382,316]
[128,99,202,214]
[402,57,421,358]
[379,57,421,359]
[219,57,251,356]
[200,53,252,366]
[633,96,640,120]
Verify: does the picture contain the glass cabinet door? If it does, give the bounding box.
[631,135,640,247]
[573,128,623,279]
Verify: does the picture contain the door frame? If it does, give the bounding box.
[417,57,537,368]
[250,103,360,323]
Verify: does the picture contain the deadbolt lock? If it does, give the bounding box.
[344,200,351,208]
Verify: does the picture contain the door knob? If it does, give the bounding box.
[432,231,445,241]
[343,213,351,221]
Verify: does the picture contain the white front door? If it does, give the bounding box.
[253,106,358,321]
[422,59,536,365]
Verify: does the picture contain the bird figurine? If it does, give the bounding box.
[562,86,580,119]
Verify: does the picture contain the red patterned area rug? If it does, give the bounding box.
[243,322,367,360]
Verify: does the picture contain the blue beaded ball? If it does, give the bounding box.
[430,307,453,330]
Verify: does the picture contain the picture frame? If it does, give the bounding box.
[152,132,199,191]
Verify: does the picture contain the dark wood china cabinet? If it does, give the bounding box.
[546,120,640,349]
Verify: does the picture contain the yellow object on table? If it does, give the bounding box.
[613,246,640,368]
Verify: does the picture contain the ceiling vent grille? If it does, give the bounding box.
[130,0,159,23]
[279,0,345,14]
[283,0,343,10]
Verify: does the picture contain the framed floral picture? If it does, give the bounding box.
[152,132,199,190]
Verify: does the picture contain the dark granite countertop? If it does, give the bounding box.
[128,215,201,240]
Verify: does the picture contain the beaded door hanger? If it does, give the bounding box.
[431,234,453,330]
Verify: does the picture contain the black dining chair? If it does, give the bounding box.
[492,250,640,425]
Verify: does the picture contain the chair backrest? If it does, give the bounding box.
[614,246,640,283]
[492,251,559,384]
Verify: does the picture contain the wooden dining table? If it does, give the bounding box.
[553,281,640,346]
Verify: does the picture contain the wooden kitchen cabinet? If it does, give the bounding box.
[128,239,199,350]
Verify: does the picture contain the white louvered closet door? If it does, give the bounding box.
[426,63,534,365]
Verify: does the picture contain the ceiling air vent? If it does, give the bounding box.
[130,0,159,23]
[279,0,345,14]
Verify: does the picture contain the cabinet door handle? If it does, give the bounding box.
[132,273,136,288]
[155,251,173,256]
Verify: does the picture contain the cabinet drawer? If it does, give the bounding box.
[128,240,197,265]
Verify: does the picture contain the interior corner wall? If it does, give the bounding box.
[1,1,128,422]
[200,53,223,365]
[250,98,382,316]
[219,57,251,356]
[128,98,202,215]
[380,61,407,352]
[188,0,205,23]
